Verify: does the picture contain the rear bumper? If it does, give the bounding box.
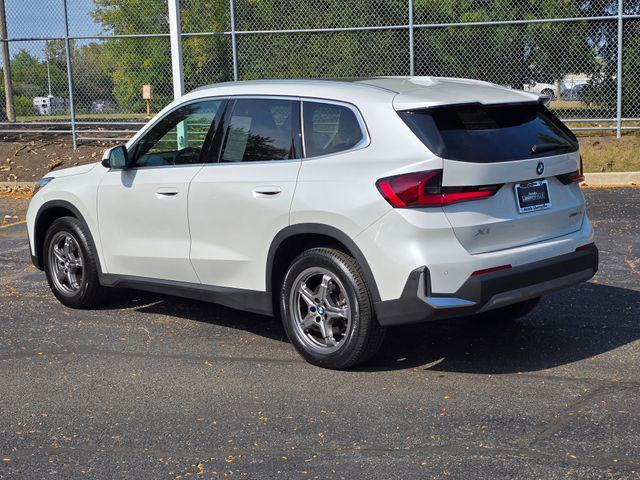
[374,244,598,326]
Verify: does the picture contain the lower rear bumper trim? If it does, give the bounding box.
[374,244,598,327]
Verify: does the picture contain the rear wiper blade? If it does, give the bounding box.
[531,143,571,154]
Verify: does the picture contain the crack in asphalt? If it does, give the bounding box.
[524,383,640,450]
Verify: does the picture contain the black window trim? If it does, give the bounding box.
[300,97,370,160]
[126,96,230,170]
[123,94,370,169]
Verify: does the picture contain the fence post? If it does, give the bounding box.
[0,0,14,122]
[229,0,239,81]
[62,0,77,149]
[408,0,414,76]
[616,0,623,139]
[168,0,184,98]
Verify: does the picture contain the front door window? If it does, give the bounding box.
[134,100,223,168]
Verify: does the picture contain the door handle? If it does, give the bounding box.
[156,187,179,198]
[253,186,282,198]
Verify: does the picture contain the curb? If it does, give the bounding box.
[0,181,34,190]
[582,171,640,186]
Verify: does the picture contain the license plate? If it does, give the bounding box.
[514,180,551,213]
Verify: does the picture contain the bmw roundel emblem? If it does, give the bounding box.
[536,162,545,176]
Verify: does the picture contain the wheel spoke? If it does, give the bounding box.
[67,269,80,290]
[317,317,330,339]
[326,303,349,320]
[315,274,331,304]
[298,283,315,307]
[68,253,83,269]
[55,266,66,282]
[52,246,66,263]
[319,319,338,347]
[63,237,73,258]
[299,313,316,332]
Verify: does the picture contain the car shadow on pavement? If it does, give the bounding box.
[97,282,639,373]
[99,288,289,343]
[363,282,640,374]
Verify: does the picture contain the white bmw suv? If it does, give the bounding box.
[27,77,598,369]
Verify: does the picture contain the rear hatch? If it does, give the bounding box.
[399,102,585,254]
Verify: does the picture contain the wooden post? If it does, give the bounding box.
[142,84,152,119]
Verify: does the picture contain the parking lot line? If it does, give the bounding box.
[0,220,26,229]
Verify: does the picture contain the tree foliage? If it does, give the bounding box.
[9,0,640,116]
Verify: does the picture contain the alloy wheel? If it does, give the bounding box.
[289,267,352,354]
[49,232,84,295]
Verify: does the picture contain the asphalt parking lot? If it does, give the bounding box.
[1,188,639,479]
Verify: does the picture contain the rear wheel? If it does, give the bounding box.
[280,248,386,369]
[473,297,541,322]
[43,216,107,309]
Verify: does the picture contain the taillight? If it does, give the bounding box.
[557,170,585,185]
[557,155,585,185]
[376,170,500,208]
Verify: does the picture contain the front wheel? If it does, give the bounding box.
[43,216,107,309]
[280,248,386,369]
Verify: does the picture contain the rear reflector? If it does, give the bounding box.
[471,264,512,276]
[575,242,595,252]
[376,170,501,208]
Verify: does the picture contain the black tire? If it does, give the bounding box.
[472,297,541,323]
[43,216,107,309]
[280,247,386,369]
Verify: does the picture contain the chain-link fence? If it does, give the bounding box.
[0,0,638,147]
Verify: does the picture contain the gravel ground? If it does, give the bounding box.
[0,188,639,479]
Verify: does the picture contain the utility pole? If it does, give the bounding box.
[168,0,186,149]
[168,0,184,99]
[46,58,52,96]
[0,0,15,122]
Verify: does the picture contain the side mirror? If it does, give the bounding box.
[101,145,129,169]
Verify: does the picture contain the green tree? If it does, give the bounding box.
[10,49,66,98]
[91,0,173,111]
[72,42,116,112]
[414,0,596,93]
[86,0,639,117]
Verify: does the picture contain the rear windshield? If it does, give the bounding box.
[398,103,578,163]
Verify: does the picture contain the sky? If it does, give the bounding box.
[5,0,100,58]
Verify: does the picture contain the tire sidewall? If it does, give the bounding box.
[280,250,369,368]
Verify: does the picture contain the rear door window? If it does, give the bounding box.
[302,101,365,157]
[399,103,578,162]
[219,98,300,162]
